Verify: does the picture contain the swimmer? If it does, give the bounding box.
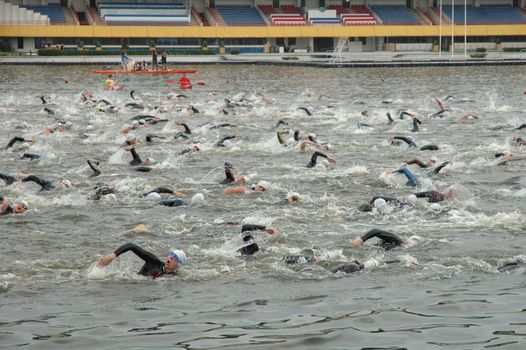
[514,123,526,131]
[221,162,236,184]
[97,243,186,278]
[277,130,289,145]
[388,135,438,151]
[457,113,480,122]
[512,135,526,146]
[224,180,270,195]
[44,122,65,135]
[143,187,186,198]
[209,123,238,130]
[0,196,28,215]
[145,134,167,143]
[122,146,153,166]
[306,151,336,168]
[87,159,101,176]
[238,224,279,256]
[414,187,454,203]
[351,228,421,250]
[275,120,288,128]
[392,165,419,186]
[216,135,241,147]
[120,121,140,135]
[0,172,16,186]
[20,153,40,161]
[158,193,204,207]
[175,121,192,135]
[405,158,451,175]
[87,182,115,200]
[287,192,301,204]
[20,174,55,191]
[398,110,417,120]
[357,194,417,212]
[429,97,452,118]
[5,136,34,149]
[411,118,422,132]
[180,144,200,155]
[298,107,312,116]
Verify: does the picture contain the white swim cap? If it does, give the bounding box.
[314,163,326,171]
[170,249,187,266]
[125,133,136,142]
[222,140,232,147]
[406,194,417,206]
[145,157,155,164]
[191,193,205,205]
[256,181,271,191]
[117,185,130,193]
[60,179,72,188]
[104,193,118,202]
[409,235,422,241]
[139,119,146,125]
[131,121,139,126]
[373,198,386,210]
[18,200,29,209]
[146,192,161,200]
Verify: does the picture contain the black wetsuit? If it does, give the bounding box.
[358,196,402,212]
[299,107,312,116]
[514,123,526,131]
[386,112,394,124]
[113,243,171,278]
[144,187,176,196]
[5,136,26,149]
[392,136,417,148]
[330,260,364,274]
[513,137,526,146]
[306,151,329,168]
[0,196,13,215]
[179,123,192,134]
[238,224,267,256]
[221,162,236,184]
[414,191,445,203]
[420,144,439,151]
[88,184,114,200]
[359,229,404,250]
[411,118,422,132]
[0,172,16,186]
[129,148,142,166]
[22,175,53,191]
[21,153,40,160]
[159,198,188,207]
[87,160,101,176]
[216,135,237,147]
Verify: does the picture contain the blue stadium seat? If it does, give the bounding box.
[371,5,420,25]
[215,5,266,26]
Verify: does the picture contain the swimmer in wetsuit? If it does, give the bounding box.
[392,165,419,186]
[238,224,279,256]
[351,228,421,250]
[123,146,153,167]
[388,135,439,151]
[0,172,16,186]
[405,158,451,175]
[5,136,34,149]
[306,151,336,168]
[87,159,101,176]
[21,175,54,191]
[414,186,454,203]
[97,243,186,279]
[143,187,186,198]
[87,183,115,200]
[0,196,28,215]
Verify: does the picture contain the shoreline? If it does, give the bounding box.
[1,51,526,68]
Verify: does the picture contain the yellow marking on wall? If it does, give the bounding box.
[1,24,526,38]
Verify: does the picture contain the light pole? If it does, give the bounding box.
[451,0,454,57]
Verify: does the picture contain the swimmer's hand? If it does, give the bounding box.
[266,227,279,235]
[351,238,364,247]
[97,253,117,267]
[327,156,336,164]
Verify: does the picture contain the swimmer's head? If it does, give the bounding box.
[146,192,161,200]
[190,193,205,205]
[138,119,146,125]
[117,185,130,193]
[287,192,301,204]
[404,235,422,248]
[144,157,154,165]
[191,145,200,152]
[443,187,454,199]
[255,181,270,192]
[104,193,118,202]
[125,133,137,145]
[372,198,386,211]
[59,179,72,189]
[405,194,417,207]
[222,140,232,147]
[131,121,139,127]
[166,249,186,271]
[322,144,331,151]
[427,156,438,167]
[14,200,28,214]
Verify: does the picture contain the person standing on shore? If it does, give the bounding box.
[121,49,129,71]
[152,49,158,71]
[161,50,168,70]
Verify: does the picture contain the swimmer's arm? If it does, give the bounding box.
[406,159,427,168]
[353,229,404,247]
[176,122,192,134]
[433,162,450,174]
[393,136,414,146]
[0,196,8,213]
[241,224,279,235]
[224,187,248,195]
[130,148,142,164]
[114,243,162,265]
[294,130,301,142]
[5,136,25,148]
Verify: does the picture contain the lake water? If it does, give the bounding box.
[0,64,525,349]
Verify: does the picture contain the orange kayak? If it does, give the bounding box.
[93,69,197,75]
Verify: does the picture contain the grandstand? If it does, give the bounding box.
[2,0,526,54]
